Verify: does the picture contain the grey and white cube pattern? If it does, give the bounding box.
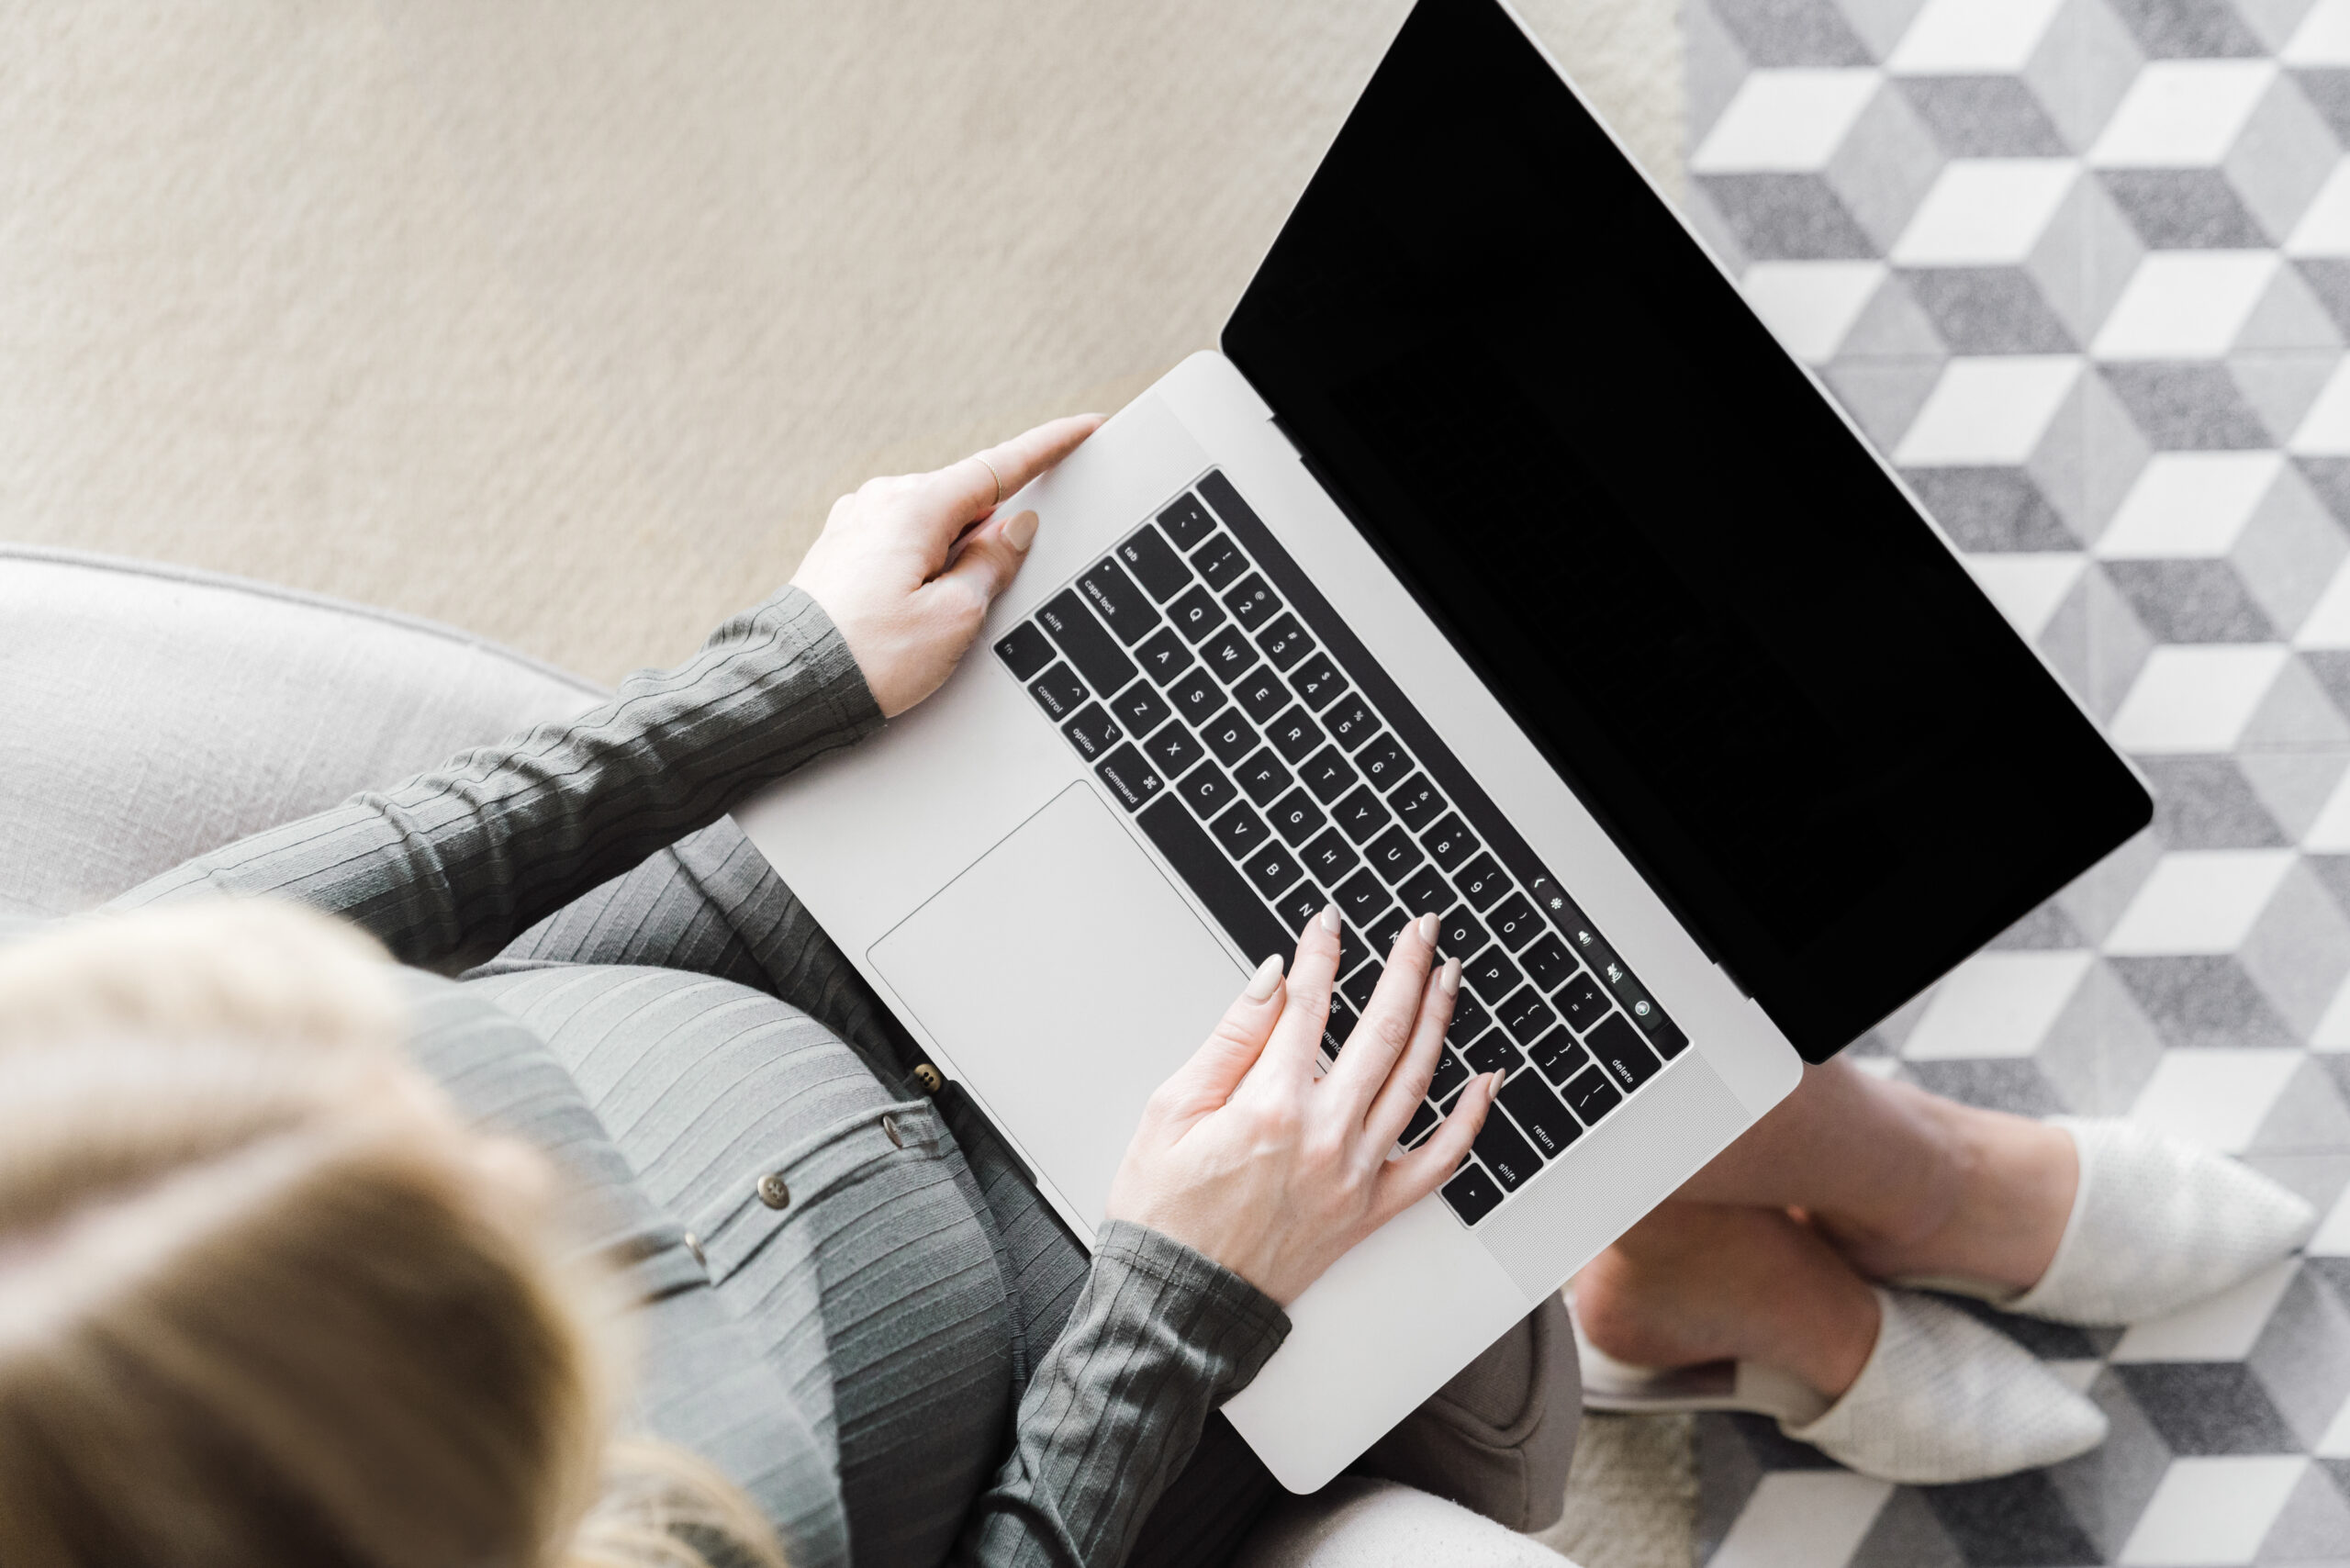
[1684,0,2350,1560]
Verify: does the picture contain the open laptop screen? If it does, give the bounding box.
[1221,0,2149,1060]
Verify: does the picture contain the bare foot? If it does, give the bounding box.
[1572,1202,1881,1401]
[1812,1084,2078,1294]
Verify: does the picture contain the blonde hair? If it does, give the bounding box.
[0,900,786,1568]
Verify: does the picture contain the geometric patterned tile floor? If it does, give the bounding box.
[1683,0,2350,1559]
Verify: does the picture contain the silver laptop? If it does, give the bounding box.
[738,0,2150,1492]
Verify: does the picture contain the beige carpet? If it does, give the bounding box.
[0,0,1681,683]
[2,4,1694,1561]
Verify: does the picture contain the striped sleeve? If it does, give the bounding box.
[108,588,882,968]
[954,1220,1289,1568]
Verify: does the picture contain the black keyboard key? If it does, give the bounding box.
[1455,854,1511,911]
[1077,558,1162,646]
[1169,668,1224,725]
[1238,838,1304,901]
[1136,795,1290,965]
[1587,1014,1662,1094]
[1174,761,1237,820]
[1209,801,1272,860]
[1402,1100,1438,1148]
[1521,934,1579,992]
[1109,679,1175,739]
[1332,868,1388,924]
[1192,532,1248,591]
[1037,591,1137,695]
[1365,903,1409,956]
[1026,663,1087,721]
[1167,584,1227,644]
[1464,946,1527,1003]
[1200,708,1260,767]
[1650,1015,1690,1059]
[1390,774,1444,831]
[1321,995,1359,1058]
[1134,626,1193,688]
[1325,695,1378,750]
[1224,573,1279,630]
[1488,894,1542,952]
[1397,866,1454,922]
[1301,827,1360,885]
[1448,989,1493,1047]
[1528,1028,1592,1085]
[1158,493,1217,550]
[1561,1062,1623,1126]
[1140,721,1205,779]
[1556,973,1611,1034]
[1060,703,1122,760]
[1498,1072,1583,1159]
[1438,907,1490,963]
[1267,789,1327,846]
[1231,666,1292,726]
[1234,749,1294,807]
[1256,613,1314,669]
[1333,785,1393,845]
[1093,745,1164,812]
[1428,1048,1470,1104]
[1339,959,1383,1012]
[1473,1110,1544,1189]
[1300,745,1359,804]
[1365,823,1425,884]
[1264,705,1325,764]
[1422,814,1481,872]
[1289,653,1348,710]
[1496,986,1561,1046]
[1443,1163,1505,1225]
[1200,626,1258,685]
[994,622,1055,680]
[1354,733,1408,790]
[1462,1032,1519,1079]
[1117,525,1193,602]
[1273,882,1326,934]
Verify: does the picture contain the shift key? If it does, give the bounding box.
[1038,590,1138,694]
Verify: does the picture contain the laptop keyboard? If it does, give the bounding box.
[991,469,1690,1228]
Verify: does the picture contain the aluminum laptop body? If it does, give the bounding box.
[736,0,2151,1493]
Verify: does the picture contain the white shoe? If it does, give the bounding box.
[1576,1288,2108,1485]
[1895,1116,2318,1326]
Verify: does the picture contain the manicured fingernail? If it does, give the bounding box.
[1244,953,1284,1001]
[1319,903,1341,934]
[1440,958,1461,996]
[1002,510,1038,552]
[1416,913,1438,946]
[1487,1070,1505,1094]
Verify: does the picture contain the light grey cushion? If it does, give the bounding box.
[0,545,605,917]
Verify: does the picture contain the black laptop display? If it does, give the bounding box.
[1223,0,2151,1061]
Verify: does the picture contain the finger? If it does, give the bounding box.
[1374,1070,1501,1225]
[1262,905,1345,1081]
[1364,957,1460,1150]
[928,506,1038,610]
[1326,910,1440,1117]
[927,414,1104,523]
[1155,953,1287,1118]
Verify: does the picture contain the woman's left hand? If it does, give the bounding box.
[791,415,1102,717]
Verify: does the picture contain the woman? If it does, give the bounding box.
[0,416,1565,1568]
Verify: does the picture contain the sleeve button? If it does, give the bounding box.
[881,1113,904,1148]
[756,1172,790,1209]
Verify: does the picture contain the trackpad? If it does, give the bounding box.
[868,782,1248,1232]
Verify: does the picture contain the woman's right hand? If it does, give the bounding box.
[1102,904,1500,1306]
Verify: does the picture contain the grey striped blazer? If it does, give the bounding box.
[108,588,1292,1568]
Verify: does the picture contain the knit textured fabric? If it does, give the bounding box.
[2004,1117,2319,1327]
[1783,1289,2107,1486]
